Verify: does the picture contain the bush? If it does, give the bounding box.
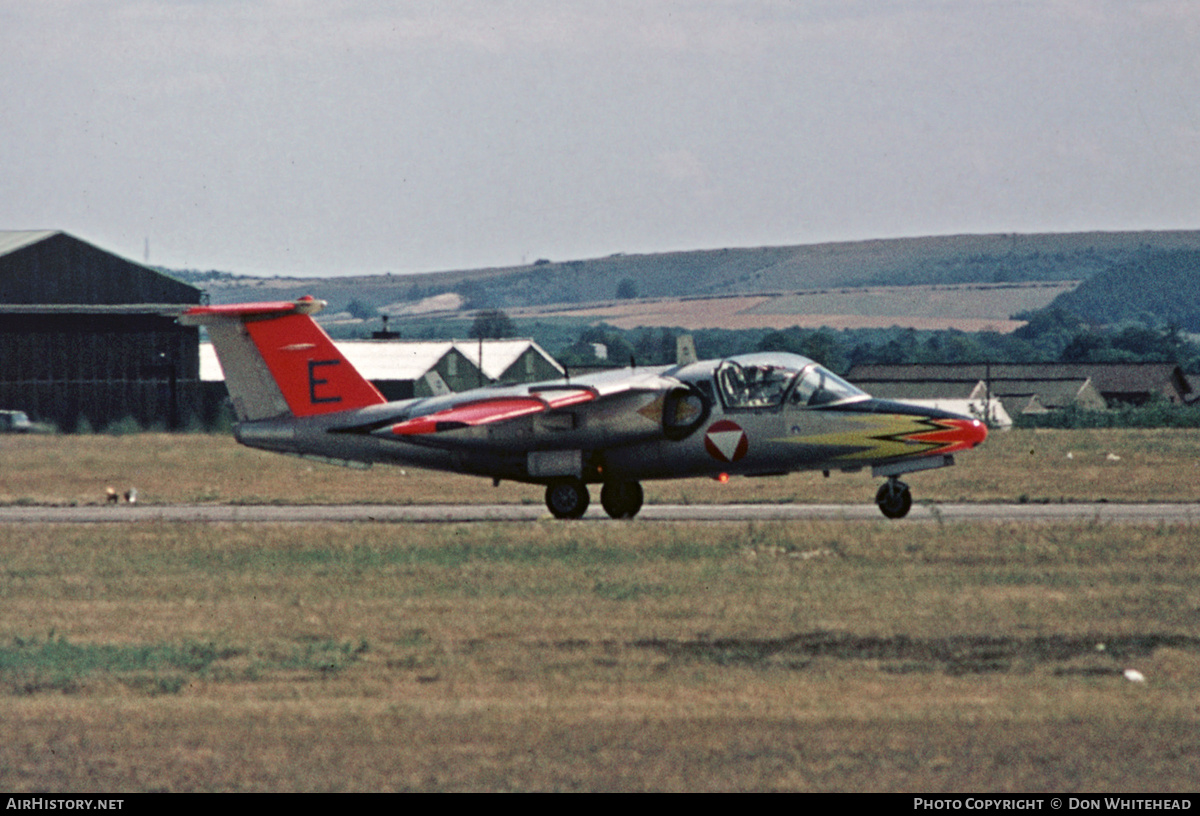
[1015,401,1200,429]
[105,416,144,436]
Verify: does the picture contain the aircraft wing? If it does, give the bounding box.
[389,388,596,436]
[355,370,708,452]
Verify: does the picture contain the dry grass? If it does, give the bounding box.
[2,430,1198,790]
[1,520,1198,791]
[1,428,1198,507]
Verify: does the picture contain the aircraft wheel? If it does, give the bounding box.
[875,479,912,519]
[545,478,590,519]
[600,481,644,519]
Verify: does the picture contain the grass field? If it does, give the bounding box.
[1,431,1198,791]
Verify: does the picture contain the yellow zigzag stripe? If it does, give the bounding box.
[772,415,947,461]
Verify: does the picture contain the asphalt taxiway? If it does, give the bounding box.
[1,503,1197,524]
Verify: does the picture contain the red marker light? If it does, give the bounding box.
[715,472,729,484]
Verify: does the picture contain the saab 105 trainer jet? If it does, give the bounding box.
[182,297,987,519]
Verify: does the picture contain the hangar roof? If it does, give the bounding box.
[338,341,460,381]
[0,230,199,305]
[0,230,59,258]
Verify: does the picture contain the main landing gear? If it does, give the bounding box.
[875,477,913,519]
[600,481,643,520]
[545,478,590,519]
[544,479,644,520]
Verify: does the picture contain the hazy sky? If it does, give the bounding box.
[2,1,1198,277]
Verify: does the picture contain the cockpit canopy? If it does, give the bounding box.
[713,353,867,410]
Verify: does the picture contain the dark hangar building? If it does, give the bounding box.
[0,230,202,431]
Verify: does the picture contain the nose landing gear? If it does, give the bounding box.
[875,477,912,519]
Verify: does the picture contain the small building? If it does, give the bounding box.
[344,341,480,399]
[0,230,201,431]
[847,363,1196,408]
[201,337,563,407]
[1076,363,1196,405]
[455,339,564,386]
[972,378,1107,414]
[851,378,1012,426]
[854,379,982,403]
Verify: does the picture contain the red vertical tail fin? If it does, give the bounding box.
[182,297,385,421]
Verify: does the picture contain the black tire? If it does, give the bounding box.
[600,481,644,519]
[545,478,590,519]
[875,481,913,519]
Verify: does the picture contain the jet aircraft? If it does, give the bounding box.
[182,297,987,519]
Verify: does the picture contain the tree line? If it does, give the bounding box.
[551,319,1199,375]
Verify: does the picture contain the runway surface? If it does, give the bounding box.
[1,502,1198,524]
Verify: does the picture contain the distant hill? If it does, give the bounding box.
[1043,250,1200,331]
[173,230,1200,317]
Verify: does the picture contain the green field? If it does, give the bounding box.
[1,431,1198,791]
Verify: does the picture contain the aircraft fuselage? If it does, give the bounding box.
[232,353,986,489]
[183,299,985,519]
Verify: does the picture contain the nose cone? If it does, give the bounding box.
[943,417,988,451]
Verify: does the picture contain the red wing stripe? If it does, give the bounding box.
[391,397,548,436]
[543,390,596,408]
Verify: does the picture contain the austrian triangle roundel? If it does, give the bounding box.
[704,419,748,463]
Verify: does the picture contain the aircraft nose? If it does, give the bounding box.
[850,399,988,453]
[947,417,988,449]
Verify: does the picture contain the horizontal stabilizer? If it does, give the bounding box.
[179,298,325,324]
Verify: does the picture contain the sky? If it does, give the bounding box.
[2,1,1198,277]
